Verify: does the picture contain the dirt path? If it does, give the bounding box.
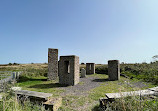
[58,76,102,96]
[56,76,150,111]
[58,76,149,97]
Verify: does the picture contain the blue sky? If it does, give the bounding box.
[0,0,158,64]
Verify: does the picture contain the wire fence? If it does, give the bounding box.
[0,71,22,84]
[0,71,12,80]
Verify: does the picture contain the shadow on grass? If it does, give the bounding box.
[92,105,100,111]
[29,83,68,89]
[92,78,109,82]
[18,76,47,82]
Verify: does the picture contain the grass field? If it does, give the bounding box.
[16,75,154,110]
[0,63,157,111]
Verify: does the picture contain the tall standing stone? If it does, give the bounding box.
[12,72,16,80]
[86,63,95,74]
[48,48,58,80]
[81,68,86,78]
[108,60,120,81]
[59,55,79,86]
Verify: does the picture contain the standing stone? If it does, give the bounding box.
[16,72,20,79]
[81,68,86,78]
[108,60,120,81]
[59,55,79,86]
[48,48,58,80]
[86,63,95,74]
[12,72,16,80]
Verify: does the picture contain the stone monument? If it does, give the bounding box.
[48,48,58,80]
[81,68,86,78]
[108,60,120,80]
[86,63,95,74]
[58,55,79,86]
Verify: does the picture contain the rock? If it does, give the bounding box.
[11,87,22,91]
[43,97,62,111]
[81,68,86,78]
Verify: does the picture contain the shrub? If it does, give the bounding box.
[95,65,108,74]
[8,63,12,65]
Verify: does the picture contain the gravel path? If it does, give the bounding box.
[58,76,149,96]
[132,81,148,88]
[58,77,102,96]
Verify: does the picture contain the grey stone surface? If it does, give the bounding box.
[149,86,158,91]
[16,90,52,100]
[59,55,79,86]
[81,68,86,78]
[101,86,158,109]
[108,60,120,80]
[105,89,158,99]
[11,87,22,91]
[86,63,95,74]
[48,48,58,80]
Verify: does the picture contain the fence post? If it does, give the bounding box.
[12,72,16,80]
[16,72,20,79]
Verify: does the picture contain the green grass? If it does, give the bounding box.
[16,76,64,97]
[105,95,158,111]
[60,74,156,110]
[1,64,157,110]
[88,75,135,101]
[14,73,156,110]
[88,73,108,79]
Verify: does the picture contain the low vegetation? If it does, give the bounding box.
[1,95,45,111]
[0,62,158,110]
[121,62,158,84]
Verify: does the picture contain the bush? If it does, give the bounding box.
[95,65,108,74]
[22,68,48,77]
[13,63,19,65]
[120,63,158,85]
[8,63,12,65]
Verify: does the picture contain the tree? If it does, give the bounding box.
[152,55,158,62]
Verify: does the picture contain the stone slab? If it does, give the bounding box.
[15,90,52,100]
[105,89,157,99]
[148,86,158,92]
[11,87,22,91]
